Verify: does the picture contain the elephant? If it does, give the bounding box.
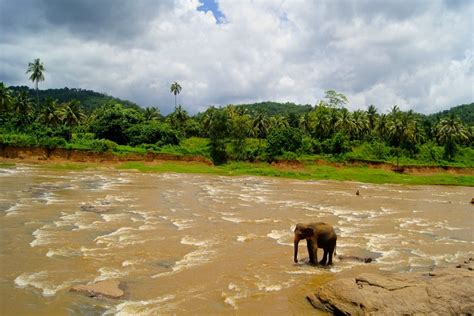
[294,222,337,266]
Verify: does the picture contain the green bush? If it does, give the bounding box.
[417,142,443,163]
[126,121,180,146]
[0,133,37,147]
[89,139,118,153]
[267,127,303,158]
[38,137,67,149]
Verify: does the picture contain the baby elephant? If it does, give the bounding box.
[294,222,337,266]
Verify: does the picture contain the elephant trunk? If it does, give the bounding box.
[294,237,300,263]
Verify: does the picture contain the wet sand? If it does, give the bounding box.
[0,164,472,315]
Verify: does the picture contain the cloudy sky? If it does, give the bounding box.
[0,0,472,114]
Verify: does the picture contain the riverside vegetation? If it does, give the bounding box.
[1,61,473,185]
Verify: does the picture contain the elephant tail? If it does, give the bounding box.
[334,244,337,257]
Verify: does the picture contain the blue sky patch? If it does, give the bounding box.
[197,0,225,24]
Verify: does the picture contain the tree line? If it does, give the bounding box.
[0,59,472,166]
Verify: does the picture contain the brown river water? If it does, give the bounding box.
[0,164,473,315]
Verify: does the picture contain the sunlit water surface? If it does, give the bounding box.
[0,164,472,315]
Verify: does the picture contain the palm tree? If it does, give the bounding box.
[39,97,61,127]
[308,102,331,139]
[252,111,269,139]
[170,81,182,109]
[60,100,85,126]
[367,104,377,130]
[12,90,34,125]
[352,110,369,140]
[335,108,355,136]
[269,115,289,129]
[436,114,469,160]
[0,82,12,113]
[26,58,45,110]
[143,107,160,121]
[376,114,389,142]
[298,113,311,134]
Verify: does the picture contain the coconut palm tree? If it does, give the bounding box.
[269,115,289,129]
[308,102,331,139]
[252,111,269,139]
[376,114,389,142]
[39,97,61,127]
[60,100,85,127]
[352,110,369,140]
[170,81,182,109]
[143,107,160,121]
[436,114,469,160]
[26,58,45,110]
[0,82,12,113]
[12,90,34,125]
[367,104,377,130]
[335,108,355,136]
[298,113,311,134]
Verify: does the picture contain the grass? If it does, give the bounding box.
[2,158,471,186]
[43,163,99,170]
[115,161,474,186]
[0,162,16,168]
[116,161,225,175]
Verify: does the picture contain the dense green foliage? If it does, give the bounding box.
[1,81,473,169]
[428,103,474,125]
[236,101,312,117]
[8,86,142,113]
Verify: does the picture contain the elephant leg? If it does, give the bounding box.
[307,239,315,264]
[320,249,328,265]
[328,249,334,265]
[328,242,336,265]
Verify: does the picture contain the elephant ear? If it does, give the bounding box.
[304,228,314,237]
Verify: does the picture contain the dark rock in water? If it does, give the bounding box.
[71,280,124,299]
[307,259,474,315]
[337,255,373,263]
[471,197,474,204]
[156,260,175,269]
[80,204,111,214]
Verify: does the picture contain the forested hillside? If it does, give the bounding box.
[427,103,474,125]
[1,82,472,168]
[235,101,312,116]
[8,86,141,113]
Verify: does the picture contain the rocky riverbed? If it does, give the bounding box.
[307,258,474,315]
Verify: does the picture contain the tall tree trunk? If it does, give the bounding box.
[36,81,39,112]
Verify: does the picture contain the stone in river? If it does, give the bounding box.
[71,280,124,299]
[307,259,474,315]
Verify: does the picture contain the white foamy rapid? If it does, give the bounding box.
[105,295,176,315]
[14,271,70,296]
[152,237,216,278]
[267,229,293,246]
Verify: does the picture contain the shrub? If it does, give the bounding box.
[126,122,180,146]
[266,127,303,158]
[0,133,37,147]
[417,142,443,163]
[330,132,351,155]
[89,139,118,153]
[38,137,67,149]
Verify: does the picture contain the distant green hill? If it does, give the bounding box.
[236,101,312,116]
[427,103,474,125]
[8,86,142,113]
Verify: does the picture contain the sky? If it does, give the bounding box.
[0,0,472,115]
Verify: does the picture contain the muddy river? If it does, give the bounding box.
[0,164,472,315]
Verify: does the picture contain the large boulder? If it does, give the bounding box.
[307,259,474,315]
[71,279,124,299]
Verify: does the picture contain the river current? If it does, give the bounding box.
[0,164,472,315]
